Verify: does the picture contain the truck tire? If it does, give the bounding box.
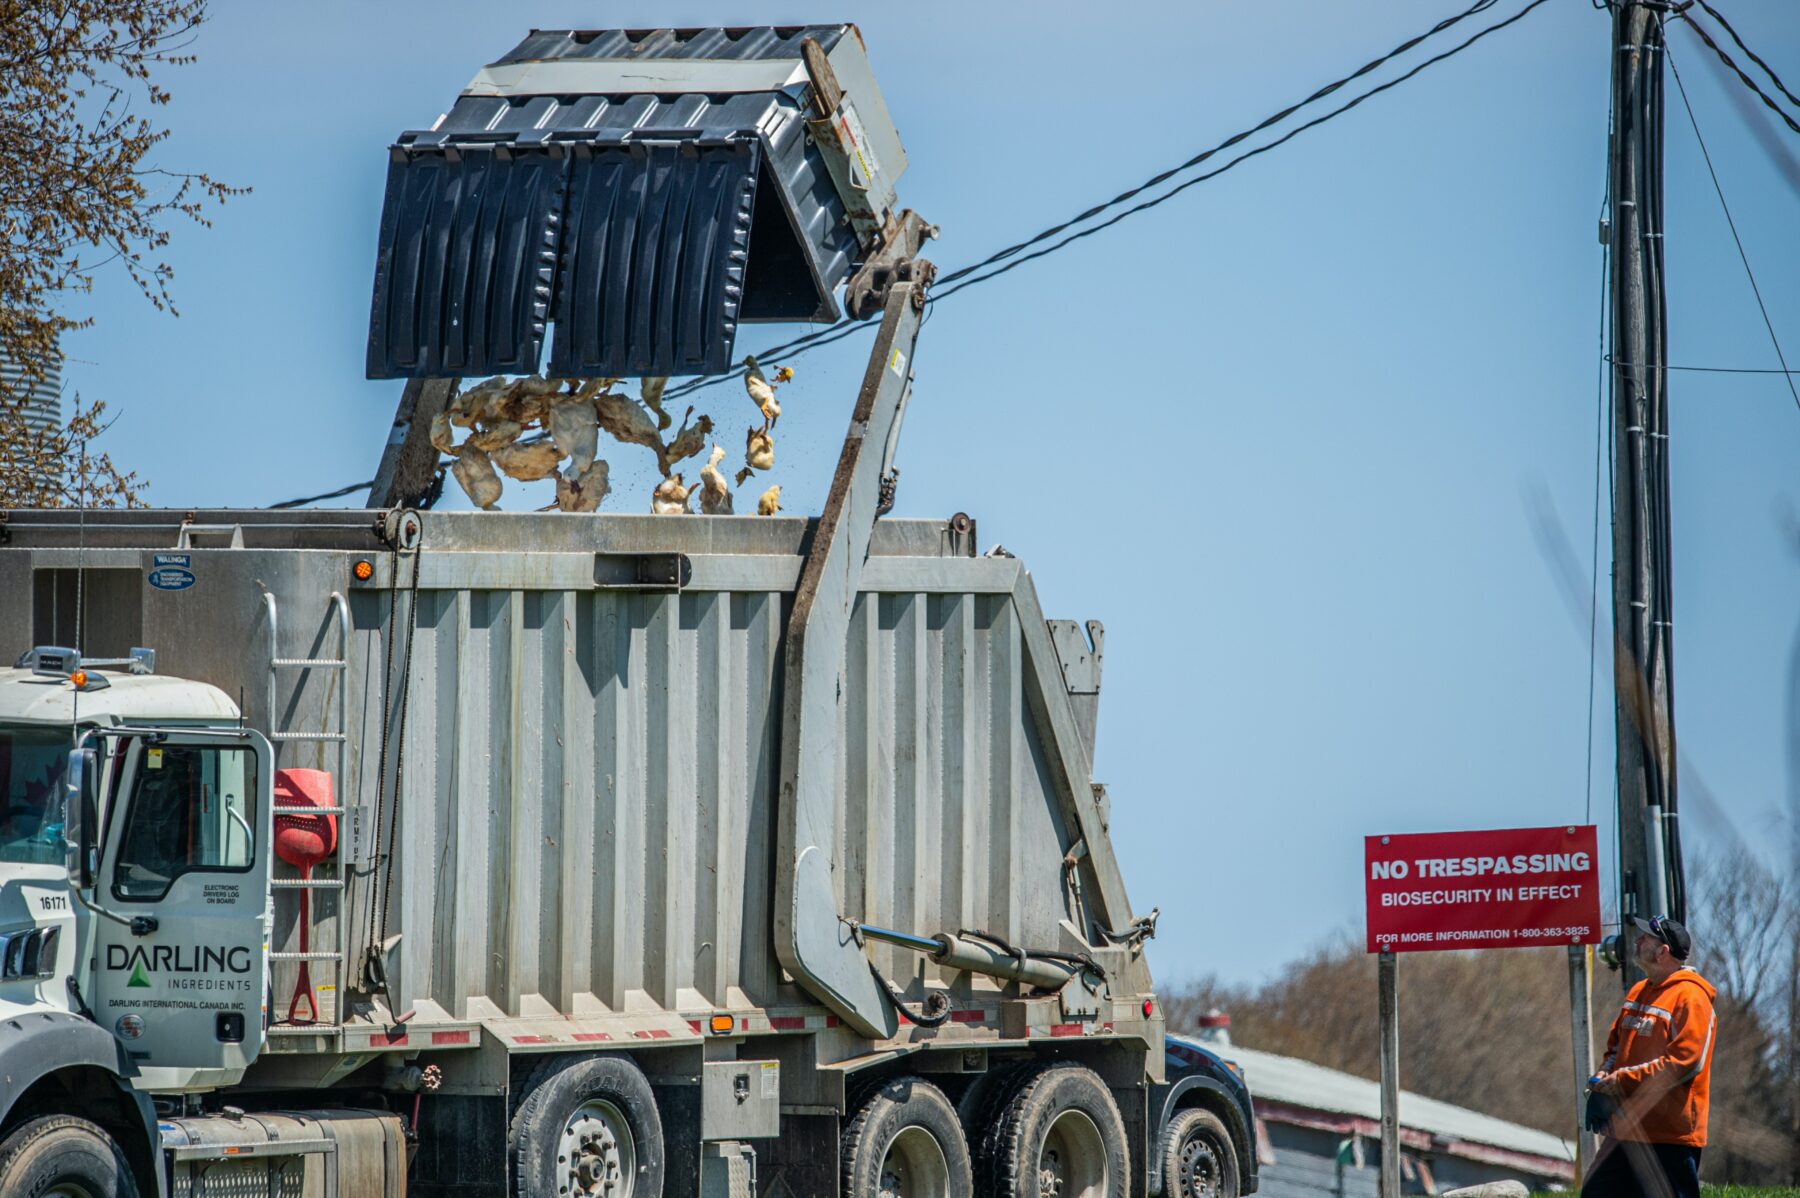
[977,1063,1129,1198]
[0,1115,139,1198]
[841,1076,972,1198]
[1159,1109,1239,1198]
[510,1054,664,1198]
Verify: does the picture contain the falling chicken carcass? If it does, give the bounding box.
[451,446,503,510]
[757,484,782,516]
[660,408,713,477]
[736,426,775,486]
[466,419,526,453]
[491,438,563,482]
[547,389,601,475]
[594,387,664,457]
[640,376,673,431]
[496,376,561,425]
[651,474,693,515]
[555,459,611,513]
[744,356,781,426]
[699,444,733,515]
[451,376,508,428]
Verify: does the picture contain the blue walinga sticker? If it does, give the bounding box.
[148,554,195,591]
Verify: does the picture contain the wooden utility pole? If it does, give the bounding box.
[1607,1,1684,987]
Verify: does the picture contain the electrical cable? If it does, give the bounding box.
[1689,0,1800,112]
[934,0,1505,287]
[269,479,375,509]
[934,0,1554,302]
[272,0,1557,504]
[1674,8,1800,136]
[1667,45,1800,414]
[1585,160,1612,829]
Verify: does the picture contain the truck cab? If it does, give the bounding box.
[0,647,274,1193]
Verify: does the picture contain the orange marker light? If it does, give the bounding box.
[69,670,88,688]
[352,560,375,582]
[709,1015,735,1034]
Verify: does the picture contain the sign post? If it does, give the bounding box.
[1378,950,1400,1198]
[1568,944,1596,1176]
[1365,825,1602,1190]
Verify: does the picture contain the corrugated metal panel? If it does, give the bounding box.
[347,581,1077,1019]
[0,514,1108,1033]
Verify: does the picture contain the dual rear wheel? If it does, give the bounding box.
[842,1063,1129,1198]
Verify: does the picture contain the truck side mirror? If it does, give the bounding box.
[64,747,97,889]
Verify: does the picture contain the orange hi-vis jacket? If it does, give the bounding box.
[1602,966,1717,1146]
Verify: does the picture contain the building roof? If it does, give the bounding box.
[1172,1035,1574,1168]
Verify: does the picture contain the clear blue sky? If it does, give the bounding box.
[61,0,1800,987]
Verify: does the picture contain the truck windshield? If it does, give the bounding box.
[0,725,70,865]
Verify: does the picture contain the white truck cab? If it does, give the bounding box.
[0,647,275,1193]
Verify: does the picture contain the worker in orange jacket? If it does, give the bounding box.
[1581,915,1716,1198]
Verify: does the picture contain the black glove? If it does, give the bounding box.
[1583,1086,1617,1135]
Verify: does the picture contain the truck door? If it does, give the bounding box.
[88,732,272,1079]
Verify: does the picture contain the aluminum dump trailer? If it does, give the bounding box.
[0,505,1165,1197]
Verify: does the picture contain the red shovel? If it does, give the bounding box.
[273,768,338,1025]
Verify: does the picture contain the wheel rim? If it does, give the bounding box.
[877,1125,951,1198]
[45,1184,96,1198]
[1177,1131,1225,1198]
[557,1097,637,1198]
[1037,1108,1108,1198]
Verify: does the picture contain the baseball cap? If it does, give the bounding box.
[1629,914,1692,960]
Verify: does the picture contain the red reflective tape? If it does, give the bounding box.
[740,1018,750,1031]
[513,1035,553,1045]
[949,1010,988,1024]
[431,1030,472,1046]
[572,1032,612,1042]
[1050,1023,1085,1037]
[370,1033,409,1048]
[826,1016,841,1027]
[687,1020,704,1034]
[769,1016,806,1030]
[633,1029,673,1040]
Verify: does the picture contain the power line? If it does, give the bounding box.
[1666,44,1800,413]
[1674,8,1800,137]
[1690,0,1800,113]
[935,0,1505,288]
[933,0,1553,302]
[1607,358,1800,375]
[270,0,1556,507]
[269,478,374,509]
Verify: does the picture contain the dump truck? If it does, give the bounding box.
[0,24,1230,1198]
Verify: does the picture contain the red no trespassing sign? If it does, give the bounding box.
[1365,825,1602,953]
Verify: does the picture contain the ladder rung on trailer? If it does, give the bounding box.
[263,590,351,1028]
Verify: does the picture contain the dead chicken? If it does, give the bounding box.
[640,376,672,431]
[466,419,526,453]
[699,443,733,515]
[491,437,563,482]
[497,375,561,425]
[659,408,713,477]
[735,425,775,485]
[547,391,601,475]
[555,459,611,513]
[451,446,503,510]
[595,387,664,456]
[651,474,693,515]
[744,356,781,426]
[756,484,782,516]
[429,410,459,456]
[452,377,509,428]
